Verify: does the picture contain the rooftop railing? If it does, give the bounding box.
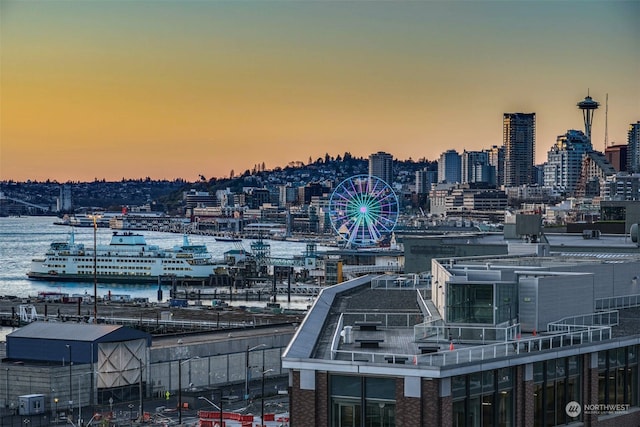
[595,294,640,311]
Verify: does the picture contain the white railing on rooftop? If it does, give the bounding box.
[330,313,345,360]
[333,327,613,367]
[548,310,619,332]
[416,290,434,321]
[343,265,403,275]
[414,321,520,344]
[370,274,429,290]
[595,294,640,311]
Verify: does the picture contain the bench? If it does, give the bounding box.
[355,338,384,348]
[418,346,440,354]
[354,321,383,331]
[384,356,409,364]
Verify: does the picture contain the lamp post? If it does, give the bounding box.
[178,357,198,425]
[198,396,223,427]
[137,356,144,421]
[5,368,8,409]
[261,369,274,427]
[245,344,266,400]
[66,345,72,412]
[54,398,58,424]
[88,214,102,323]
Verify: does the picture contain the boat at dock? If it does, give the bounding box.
[214,234,242,242]
[27,231,227,283]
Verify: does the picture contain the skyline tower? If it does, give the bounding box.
[577,93,600,142]
[437,149,461,184]
[368,151,393,185]
[628,121,640,173]
[503,112,536,187]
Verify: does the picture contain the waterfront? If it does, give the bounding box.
[0,216,330,306]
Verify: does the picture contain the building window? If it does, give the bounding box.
[330,375,395,427]
[452,368,514,427]
[598,345,639,408]
[447,284,494,324]
[533,356,581,426]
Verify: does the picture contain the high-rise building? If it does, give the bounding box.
[543,129,592,194]
[487,145,505,187]
[438,149,461,184]
[56,184,72,212]
[461,150,494,186]
[605,144,629,172]
[503,113,536,187]
[627,121,640,173]
[368,151,393,185]
[415,168,437,194]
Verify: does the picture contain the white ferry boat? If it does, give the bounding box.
[27,231,227,283]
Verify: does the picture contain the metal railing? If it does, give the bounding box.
[595,294,640,310]
[334,326,613,367]
[414,321,520,344]
[548,310,619,332]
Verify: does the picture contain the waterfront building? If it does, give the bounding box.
[628,121,640,173]
[369,151,394,185]
[185,189,217,209]
[283,248,640,426]
[504,113,536,187]
[1,322,294,415]
[543,129,592,195]
[438,150,461,184]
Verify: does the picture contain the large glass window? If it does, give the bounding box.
[598,345,639,408]
[452,368,514,427]
[533,357,582,426]
[447,284,494,324]
[330,375,395,427]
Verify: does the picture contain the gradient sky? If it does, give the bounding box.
[1,0,639,182]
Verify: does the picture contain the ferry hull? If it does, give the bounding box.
[26,271,213,284]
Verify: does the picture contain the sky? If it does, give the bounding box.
[1,0,639,182]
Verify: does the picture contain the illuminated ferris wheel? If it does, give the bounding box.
[329,175,399,247]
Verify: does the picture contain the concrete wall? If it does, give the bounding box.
[555,262,640,299]
[404,237,508,273]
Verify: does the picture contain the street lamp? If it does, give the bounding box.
[88,213,102,323]
[178,357,198,425]
[66,345,73,412]
[245,344,266,400]
[198,396,223,427]
[137,356,144,422]
[54,398,58,424]
[261,369,274,427]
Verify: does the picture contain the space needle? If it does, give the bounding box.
[577,92,600,142]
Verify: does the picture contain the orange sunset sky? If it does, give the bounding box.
[1,0,639,182]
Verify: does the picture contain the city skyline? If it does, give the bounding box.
[1,0,639,182]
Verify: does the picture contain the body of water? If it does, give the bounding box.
[0,216,328,307]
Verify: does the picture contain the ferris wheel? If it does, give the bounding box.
[329,175,399,247]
